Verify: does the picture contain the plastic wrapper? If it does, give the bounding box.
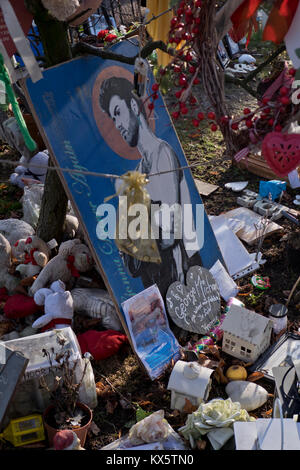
[21,183,44,229]
[101,410,187,450]
[129,410,169,445]
[106,171,161,264]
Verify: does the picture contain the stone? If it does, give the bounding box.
[225,380,268,411]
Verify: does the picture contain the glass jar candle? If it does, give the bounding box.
[268,304,288,334]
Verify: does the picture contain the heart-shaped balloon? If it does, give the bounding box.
[166,266,221,334]
[262,132,300,177]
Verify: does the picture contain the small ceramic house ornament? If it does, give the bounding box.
[167,361,214,412]
[221,305,272,362]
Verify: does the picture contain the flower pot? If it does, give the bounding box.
[43,402,93,448]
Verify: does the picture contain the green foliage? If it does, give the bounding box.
[247,291,265,307]
[135,404,152,422]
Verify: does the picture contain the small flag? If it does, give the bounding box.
[234,147,249,162]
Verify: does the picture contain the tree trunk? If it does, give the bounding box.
[196,0,238,158]
[25,0,72,243]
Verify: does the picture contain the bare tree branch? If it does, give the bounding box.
[72,39,174,65]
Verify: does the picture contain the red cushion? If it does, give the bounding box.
[4,294,40,319]
[77,329,128,360]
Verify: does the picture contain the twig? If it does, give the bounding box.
[286,274,300,307]
[98,373,136,410]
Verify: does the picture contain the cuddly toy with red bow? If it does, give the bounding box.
[29,238,94,296]
[13,235,50,278]
[32,279,74,332]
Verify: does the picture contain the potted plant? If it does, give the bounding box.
[39,335,93,447]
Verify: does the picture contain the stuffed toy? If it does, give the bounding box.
[4,292,42,319]
[53,430,85,450]
[29,239,94,296]
[71,288,123,332]
[0,218,34,247]
[9,151,49,188]
[13,235,50,279]
[77,329,129,361]
[41,0,80,21]
[0,234,20,294]
[32,280,74,332]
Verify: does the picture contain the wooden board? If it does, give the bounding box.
[0,343,28,427]
[236,152,289,183]
[23,40,225,375]
[194,178,219,196]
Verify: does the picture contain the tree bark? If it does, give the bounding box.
[25,0,72,244]
[196,0,238,158]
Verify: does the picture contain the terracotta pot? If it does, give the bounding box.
[43,402,93,448]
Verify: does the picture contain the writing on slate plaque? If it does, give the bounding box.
[166,265,220,334]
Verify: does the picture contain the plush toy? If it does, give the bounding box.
[29,239,94,296]
[0,218,34,247]
[32,280,74,332]
[13,235,50,278]
[53,430,85,450]
[0,233,20,294]
[9,151,49,188]
[77,329,129,361]
[41,0,80,21]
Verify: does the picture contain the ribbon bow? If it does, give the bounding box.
[24,248,38,265]
[67,255,80,277]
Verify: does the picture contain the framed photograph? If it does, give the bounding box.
[217,40,230,69]
[122,284,180,379]
[24,39,225,371]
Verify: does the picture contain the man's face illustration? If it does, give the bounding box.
[109,95,139,147]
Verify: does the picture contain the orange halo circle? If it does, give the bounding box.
[92,65,155,161]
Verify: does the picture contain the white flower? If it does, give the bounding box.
[179,398,255,447]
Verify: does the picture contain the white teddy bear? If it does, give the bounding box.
[29,238,94,296]
[32,280,74,332]
[10,151,49,188]
[13,235,50,278]
[0,233,20,294]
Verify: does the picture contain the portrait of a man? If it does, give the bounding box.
[99,76,203,298]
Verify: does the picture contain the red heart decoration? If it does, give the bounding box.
[262,132,300,176]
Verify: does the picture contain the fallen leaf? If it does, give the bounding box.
[214,366,228,385]
[196,439,207,450]
[106,400,118,414]
[138,400,153,407]
[183,398,198,414]
[203,345,221,360]
[247,371,265,382]
[261,408,273,418]
[89,421,100,436]
[167,409,181,419]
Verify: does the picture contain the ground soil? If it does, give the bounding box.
[0,48,299,451]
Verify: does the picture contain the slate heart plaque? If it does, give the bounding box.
[166,266,221,334]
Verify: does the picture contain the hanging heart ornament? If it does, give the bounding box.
[262,132,300,177]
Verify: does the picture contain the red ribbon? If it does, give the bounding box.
[230,0,299,45]
[41,318,72,332]
[24,248,38,265]
[263,0,299,44]
[67,255,80,277]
